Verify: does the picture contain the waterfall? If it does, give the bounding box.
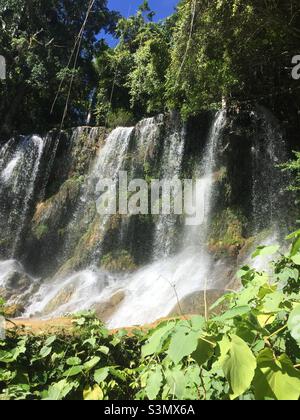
[62,126,134,263]
[0,135,46,257]
[153,120,186,259]
[251,107,288,233]
[105,111,227,327]
[23,114,226,324]
[184,110,226,248]
[0,107,291,328]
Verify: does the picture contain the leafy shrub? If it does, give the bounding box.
[33,224,49,241]
[1,232,300,400]
[106,109,135,129]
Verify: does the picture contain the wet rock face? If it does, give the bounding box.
[93,290,126,322]
[24,177,84,275]
[0,108,296,326]
[3,304,25,318]
[21,127,107,276]
[0,265,35,314]
[43,127,107,199]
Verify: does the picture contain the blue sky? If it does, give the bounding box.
[101,0,179,46]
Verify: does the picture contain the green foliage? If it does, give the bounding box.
[33,224,49,241]
[1,232,300,400]
[93,0,300,121]
[165,0,300,117]
[281,152,300,192]
[94,5,172,121]
[106,109,135,129]
[0,298,5,317]
[0,0,119,136]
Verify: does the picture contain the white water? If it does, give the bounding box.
[153,125,186,259]
[23,112,227,327]
[184,110,226,247]
[1,153,22,183]
[24,268,118,318]
[24,248,212,326]
[0,109,290,328]
[107,249,212,328]
[62,126,134,261]
[11,136,45,256]
[0,260,24,288]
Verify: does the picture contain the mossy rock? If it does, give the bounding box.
[33,224,49,240]
[3,304,25,318]
[101,251,137,273]
[208,208,247,258]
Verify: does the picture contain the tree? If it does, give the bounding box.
[94,3,172,124]
[165,0,300,117]
[0,0,119,137]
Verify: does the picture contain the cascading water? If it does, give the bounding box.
[61,126,134,263]
[153,121,186,259]
[23,113,227,325]
[184,110,226,248]
[251,106,288,233]
[0,135,46,257]
[105,111,227,327]
[0,107,290,328]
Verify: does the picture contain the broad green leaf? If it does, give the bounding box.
[109,367,126,382]
[286,229,300,241]
[257,314,275,328]
[213,335,231,369]
[253,349,300,400]
[190,315,205,330]
[277,267,299,283]
[235,285,260,306]
[66,357,81,366]
[99,346,109,355]
[288,304,300,346]
[291,254,300,265]
[63,365,83,377]
[83,337,96,347]
[221,335,257,400]
[192,337,215,366]
[0,344,26,363]
[0,368,15,382]
[0,350,15,363]
[167,327,199,364]
[287,230,300,256]
[94,367,109,384]
[83,384,104,400]
[262,291,285,313]
[210,293,234,310]
[165,367,186,399]
[142,322,175,357]
[237,266,251,279]
[213,306,251,322]
[39,346,52,359]
[44,380,74,400]
[145,366,163,400]
[44,336,56,347]
[252,245,280,258]
[84,356,101,372]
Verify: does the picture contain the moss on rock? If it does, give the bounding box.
[208,208,247,258]
[101,250,137,273]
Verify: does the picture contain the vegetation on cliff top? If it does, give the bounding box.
[1,0,300,135]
